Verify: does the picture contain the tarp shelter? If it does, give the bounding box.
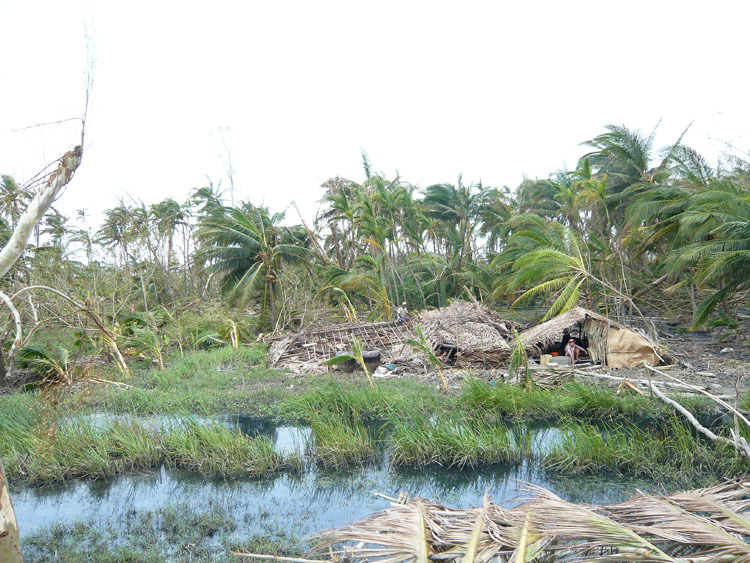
[520,307,669,369]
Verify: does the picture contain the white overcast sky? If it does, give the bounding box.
[1,0,748,227]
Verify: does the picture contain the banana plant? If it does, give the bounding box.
[325,336,375,388]
[407,325,449,393]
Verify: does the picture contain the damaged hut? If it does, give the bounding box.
[268,301,516,374]
[520,306,671,368]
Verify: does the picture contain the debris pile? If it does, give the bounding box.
[268,302,673,374]
[412,301,515,369]
[268,301,517,374]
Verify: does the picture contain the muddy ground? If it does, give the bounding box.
[392,327,750,399]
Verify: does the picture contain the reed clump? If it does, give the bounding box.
[0,400,297,484]
[460,378,713,422]
[390,414,517,468]
[309,412,374,469]
[294,379,442,422]
[545,416,745,486]
[163,419,296,477]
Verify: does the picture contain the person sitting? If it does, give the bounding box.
[564,338,587,363]
[396,302,408,323]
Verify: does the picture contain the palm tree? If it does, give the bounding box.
[0,175,31,229]
[190,181,224,221]
[668,176,750,325]
[150,198,185,266]
[491,214,591,319]
[197,205,311,327]
[317,177,359,269]
[96,203,134,266]
[478,186,514,256]
[41,209,69,249]
[422,178,485,269]
[581,124,657,196]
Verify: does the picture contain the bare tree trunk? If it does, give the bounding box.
[0,460,22,562]
[0,147,81,279]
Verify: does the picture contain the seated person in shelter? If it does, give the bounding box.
[396,302,408,323]
[564,338,587,363]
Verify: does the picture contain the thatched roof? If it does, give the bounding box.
[519,306,623,350]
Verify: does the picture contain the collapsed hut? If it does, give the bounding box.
[268,301,516,373]
[520,306,671,368]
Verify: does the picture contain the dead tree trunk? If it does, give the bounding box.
[0,460,22,562]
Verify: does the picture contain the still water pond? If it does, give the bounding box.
[12,416,656,541]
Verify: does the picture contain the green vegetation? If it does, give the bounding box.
[163,419,299,477]
[309,412,374,468]
[0,348,741,489]
[0,396,298,484]
[21,502,303,563]
[546,417,747,487]
[390,415,516,468]
[459,378,713,422]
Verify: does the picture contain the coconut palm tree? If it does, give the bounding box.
[150,198,185,266]
[41,209,69,249]
[96,203,134,267]
[197,205,311,327]
[422,178,485,269]
[490,214,591,319]
[668,175,750,325]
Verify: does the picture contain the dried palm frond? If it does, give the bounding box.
[312,480,750,562]
[313,499,440,563]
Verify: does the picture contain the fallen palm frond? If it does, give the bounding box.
[312,480,750,562]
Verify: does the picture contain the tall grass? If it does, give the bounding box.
[545,416,746,486]
[390,414,517,468]
[0,401,297,484]
[460,378,713,422]
[309,412,374,468]
[163,418,296,476]
[291,379,443,422]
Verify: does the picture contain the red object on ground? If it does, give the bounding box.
[551,351,560,357]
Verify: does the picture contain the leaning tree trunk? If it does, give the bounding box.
[0,460,22,562]
[0,147,82,382]
[0,145,83,561]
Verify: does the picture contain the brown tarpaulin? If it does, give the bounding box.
[584,318,660,368]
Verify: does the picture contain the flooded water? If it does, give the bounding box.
[11,417,657,542]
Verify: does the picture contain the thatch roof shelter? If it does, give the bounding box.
[520,306,671,368]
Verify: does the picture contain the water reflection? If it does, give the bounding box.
[13,419,659,540]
